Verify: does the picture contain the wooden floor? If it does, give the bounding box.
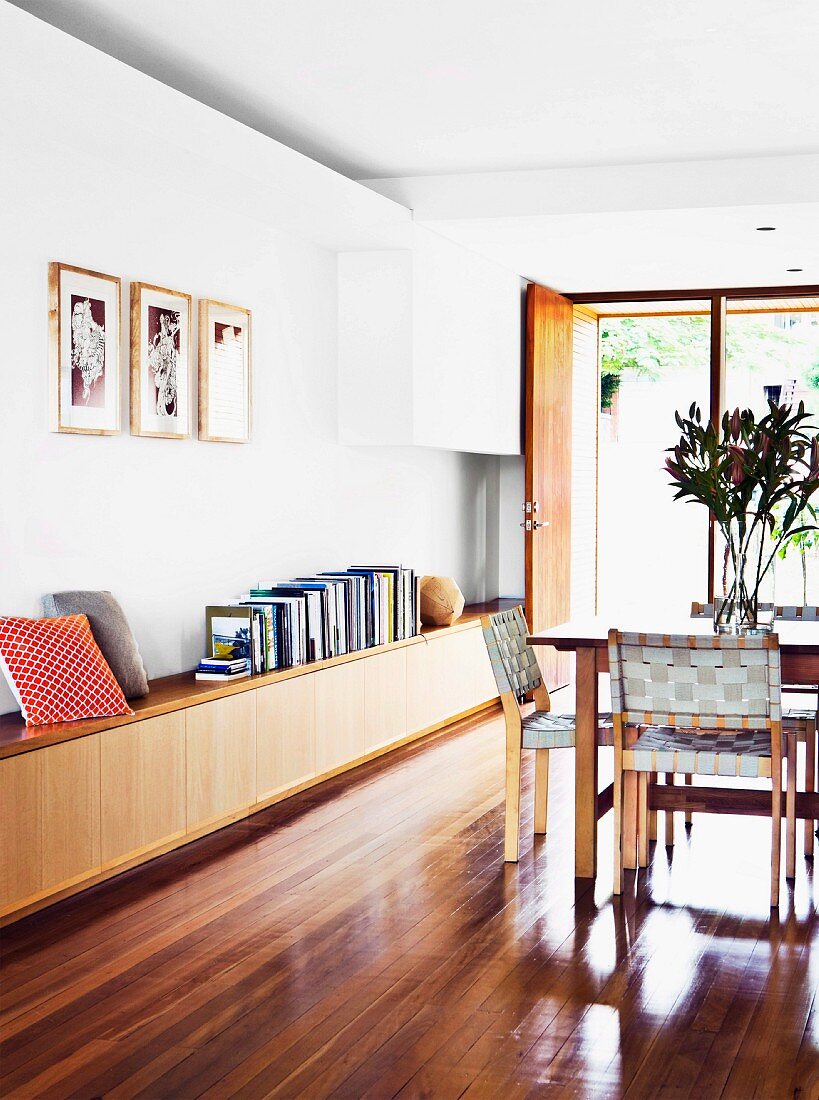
[1,704,818,1099]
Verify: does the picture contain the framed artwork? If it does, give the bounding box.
[198,299,252,443]
[205,605,253,659]
[130,282,192,438]
[48,262,121,435]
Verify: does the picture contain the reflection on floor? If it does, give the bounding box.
[1,696,817,1098]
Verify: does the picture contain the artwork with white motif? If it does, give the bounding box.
[131,283,191,438]
[70,295,106,406]
[50,262,121,435]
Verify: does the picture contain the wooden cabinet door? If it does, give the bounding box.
[406,628,483,735]
[100,713,186,867]
[0,751,43,913]
[257,675,316,802]
[364,647,407,752]
[186,693,256,831]
[405,639,434,734]
[435,630,481,721]
[41,736,101,892]
[314,660,365,774]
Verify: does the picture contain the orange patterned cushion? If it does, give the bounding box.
[0,614,133,726]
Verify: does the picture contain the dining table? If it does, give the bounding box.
[529,615,819,880]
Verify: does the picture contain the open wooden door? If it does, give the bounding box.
[525,283,573,689]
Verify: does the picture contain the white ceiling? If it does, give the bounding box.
[9,0,819,181]
[11,0,819,290]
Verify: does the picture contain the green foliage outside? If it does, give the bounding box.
[774,503,819,605]
[600,314,819,411]
[600,371,621,409]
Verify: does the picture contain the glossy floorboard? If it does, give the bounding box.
[1,700,818,1099]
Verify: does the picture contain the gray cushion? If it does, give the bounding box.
[41,591,149,699]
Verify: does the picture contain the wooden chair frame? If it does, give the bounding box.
[609,629,786,908]
[483,606,611,863]
[692,601,817,862]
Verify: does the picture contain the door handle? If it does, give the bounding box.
[533,520,549,530]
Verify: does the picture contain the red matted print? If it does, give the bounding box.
[147,304,181,418]
[70,294,106,407]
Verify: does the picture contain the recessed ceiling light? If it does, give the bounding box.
[787,268,803,272]
[756,226,777,231]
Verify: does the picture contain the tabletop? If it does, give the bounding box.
[529,616,819,655]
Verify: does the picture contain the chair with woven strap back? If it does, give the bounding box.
[691,601,817,859]
[481,605,615,862]
[608,629,789,907]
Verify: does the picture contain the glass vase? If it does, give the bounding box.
[714,513,777,634]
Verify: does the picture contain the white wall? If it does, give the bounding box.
[338,250,414,446]
[0,5,497,714]
[497,456,526,597]
[411,227,523,454]
[338,229,524,456]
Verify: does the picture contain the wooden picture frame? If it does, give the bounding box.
[198,299,252,444]
[130,282,192,439]
[48,262,121,435]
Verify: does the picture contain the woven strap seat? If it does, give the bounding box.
[624,725,778,779]
[522,711,614,750]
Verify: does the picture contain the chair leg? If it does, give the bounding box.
[665,773,676,847]
[613,760,624,895]
[638,772,649,868]
[646,774,659,840]
[534,749,549,835]
[623,771,638,869]
[806,720,816,859]
[504,723,523,863]
[786,731,797,880]
[684,773,693,827]
[772,743,782,909]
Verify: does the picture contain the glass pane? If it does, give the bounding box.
[724,307,819,606]
[598,314,711,618]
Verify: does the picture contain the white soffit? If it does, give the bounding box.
[361,155,819,292]
[411,201,819,294]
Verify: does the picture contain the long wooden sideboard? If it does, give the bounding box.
[0,604,510,924]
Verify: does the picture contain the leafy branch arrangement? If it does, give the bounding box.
[665,402,819,626]
[774,503,819,605]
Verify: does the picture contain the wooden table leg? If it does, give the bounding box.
[575,646,599,879]
[665,774,676,847]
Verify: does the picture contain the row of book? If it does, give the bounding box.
[204,565,419,675]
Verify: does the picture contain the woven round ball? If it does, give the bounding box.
[419,576,465,627]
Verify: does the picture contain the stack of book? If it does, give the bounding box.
[195,656,250,682]
[204,565,419,676]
